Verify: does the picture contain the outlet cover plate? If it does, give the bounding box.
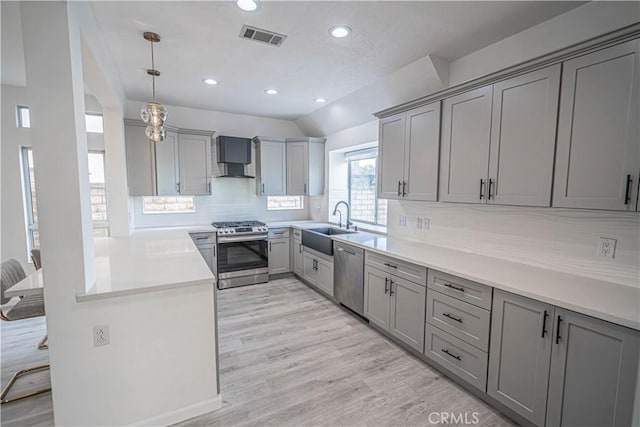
[598,237,616,259]
[93,325,110,347]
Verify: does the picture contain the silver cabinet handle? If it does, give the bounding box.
[389,279,394,296]
[269,242,272,252]
[442,313,463,323]
[304,183,307,194]
[402,181,407,197]
[208,181,211,194]
[384,262,397,269]
[479,179,485,200]
[488,178,494,200]
[441,348,461,361]
[384,277,389,294]
[176,182,180,193]
[443,283,464,292]
[262,183,265,194]
[397,180,402,196]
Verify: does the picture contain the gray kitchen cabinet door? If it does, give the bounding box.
[488,290,554,426]
[546,309,640,427]
[124,123,155,196]
[256,140,286,195]
[315,258,334,296]
[404,102,441,201]
[196,244,216,274]
[268,238,290,275]
[389,276,426,352]
[553,40,639,211]
[439,86,493,203]
[302,251,317,285]
[378,113,406,200]
[155,130,180,196]
[293,240,304,276]
[179,133,212,195]
[286,141,308,195]
[488,65,561,207]
[364,266,391,330]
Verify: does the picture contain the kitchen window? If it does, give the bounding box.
[267,196,304,210]
[16,106,104,134]
[21,148,110,252]
[347,149,387,226]
[142,196,195,214]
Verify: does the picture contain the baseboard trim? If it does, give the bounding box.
[131,394,222,426]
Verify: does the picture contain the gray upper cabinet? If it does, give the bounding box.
[389,275,426,351]
[488,290,553,426]
[155,130,179,196]
[255,138,286,196]
[553,40,640,211]
[285,138,325,196]
[439,86,493,203]
[124,121,213,196]
[546,309,640,427]
[124,123,155,196]
[377,103,441,201]
[178,132,212,196]
[378,113,405,200]
[488,65,561,207]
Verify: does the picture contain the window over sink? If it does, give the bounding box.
[267,196,304,210]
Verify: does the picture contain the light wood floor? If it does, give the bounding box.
[1,278,517,426]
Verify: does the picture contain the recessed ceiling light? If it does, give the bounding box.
[203,78,219,85]
[329,26,351,38]
[265,89,278,95]
[314,98,326,103]
[236,0,259,12]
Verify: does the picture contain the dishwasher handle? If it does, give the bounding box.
[337,247,356,256]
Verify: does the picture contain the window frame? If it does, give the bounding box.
[20,147,38,252]
[17,105,30,128]
[266,195,305,211]
[85,112,104,133]
[346,152,386,227]
[88,150,110,233]
[142,196,196,214]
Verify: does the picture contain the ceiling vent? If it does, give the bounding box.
[239,25,287,47]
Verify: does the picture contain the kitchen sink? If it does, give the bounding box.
[301,227,356,256]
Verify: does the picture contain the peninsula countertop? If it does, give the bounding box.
[77,227,215,302]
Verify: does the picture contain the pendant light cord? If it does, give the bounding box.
[150,40,156,100]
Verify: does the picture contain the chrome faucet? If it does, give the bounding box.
[332,200,352,230]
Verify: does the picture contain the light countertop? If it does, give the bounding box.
[267,221,640,330]
[77,227,215,302]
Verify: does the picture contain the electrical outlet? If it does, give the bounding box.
[93,325,110,347]
[423,218,430,231]
[416,218,423,229]
[598,237,617,259]
[399,215,407,227]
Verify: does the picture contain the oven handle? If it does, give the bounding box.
[218,234,268,243]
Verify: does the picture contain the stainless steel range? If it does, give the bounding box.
[212,220,269,289]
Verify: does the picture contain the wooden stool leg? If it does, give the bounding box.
[37,334,48,350]
[0,364,51,404]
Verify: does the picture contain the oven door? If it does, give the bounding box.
[217,234,268,278]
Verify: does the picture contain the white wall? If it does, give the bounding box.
[125,101,312,227]
[1,84,104,270]
[449,1,640,85]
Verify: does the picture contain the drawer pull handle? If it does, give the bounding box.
[195,237,208,240]
[443,313,462,323]
[541,310,548,338]
[443,283,464,292]
[384,277,389,294]
[441,348,461,361]
[384,262,398,269]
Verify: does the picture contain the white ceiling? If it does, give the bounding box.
[3,1,585,121]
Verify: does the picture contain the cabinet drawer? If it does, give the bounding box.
[425,324,488,392]
[268,228,290,239]
[365,251,427,285]
[427,291,490,351]
[190,232,215,245]
[428,270,492,310]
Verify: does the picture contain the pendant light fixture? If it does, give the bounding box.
[140,32,168,142]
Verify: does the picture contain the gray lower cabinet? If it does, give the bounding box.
[268,238,290,275]
[489,290,640,427]
[292,235,303,276]
[488,290,554,426]
[302,249,333,296]
[190,232,216,274]
[364,265,426,352]
[546,309,640,427]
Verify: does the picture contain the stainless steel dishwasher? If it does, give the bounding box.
[333,241,364,316]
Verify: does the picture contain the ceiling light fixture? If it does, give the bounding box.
[140,32,168,143]
[329,26,351,38]
[314,98,326,103]
[236,0,259,12]
[203,78,219,85]
[265,89,278,95]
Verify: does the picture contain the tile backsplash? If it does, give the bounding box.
[387,200,639,287]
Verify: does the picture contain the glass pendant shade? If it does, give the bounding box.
[140,101,168,126]
[145,125,165,143]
